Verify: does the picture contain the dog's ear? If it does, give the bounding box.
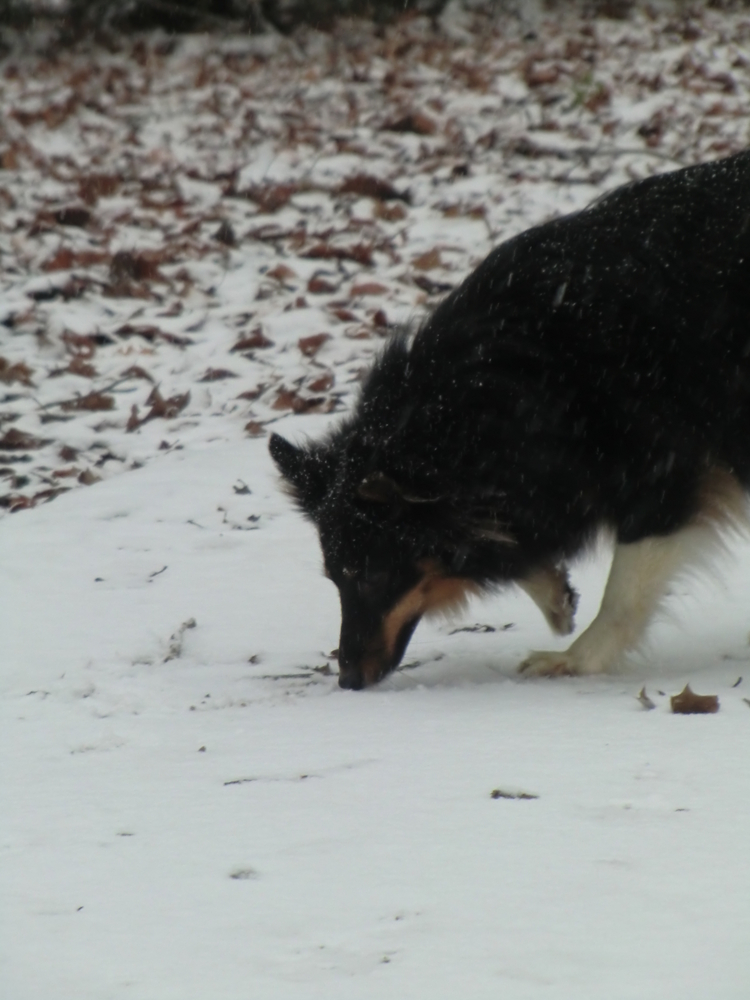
[269,433,332,510]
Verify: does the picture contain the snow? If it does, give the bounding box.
[3,6,750,998]
[3,438,750,998]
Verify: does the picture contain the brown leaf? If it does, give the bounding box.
[199,368,238,382]
[338,175,408,202]
[32,486,69,505]
[308,372,334,393]
[0,357,34,386]
[308,276,339,294]
[413,248,442,271]
[53,207,92,228]
[0,428,47,450]
[53,466,80,478]
[78,469,102,485]
[350,282,388,296]
[302,243,373,266]
[670,684,719,714]
[43,248,109,272]
[413,274,454,295]
[244,421,267,437]
[384,112,437,136]
[267,264,297,283]
[230,328,274,351]
[78,174,119,205]
[236,385,266,401]
[271,387,333,414]
[298,333,331,357]
[59,445,78,461]
[524,61,560,87]
[374,201,407,222]
[109,250,165,285]
[143,388,190,421]
[61,392,115,412]
[244,183,298,213]
[66,356,98,379]
[329,307,358,322]
[115,325,193,348]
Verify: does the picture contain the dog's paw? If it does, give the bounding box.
[518,650,583,677]
[546,580,579,637]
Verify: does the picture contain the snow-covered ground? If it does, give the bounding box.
[2,6,750,998]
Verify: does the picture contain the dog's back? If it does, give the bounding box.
[377,150,750,545]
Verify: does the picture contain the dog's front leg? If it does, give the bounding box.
[519,530,699,677]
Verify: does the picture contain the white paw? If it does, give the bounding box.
[518,650,584,677]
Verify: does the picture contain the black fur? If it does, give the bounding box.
[270,150,750,689]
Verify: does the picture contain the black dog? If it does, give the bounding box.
[270,151,750,689]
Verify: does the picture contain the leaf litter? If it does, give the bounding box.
[3,6,750,513]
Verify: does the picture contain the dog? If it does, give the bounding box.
[270,150,750,689]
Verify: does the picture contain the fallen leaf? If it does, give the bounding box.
[0,428,47,450]
[302,243,373,266]
[491,789,539,800]
[350,282,388,296]
[374,201,407,222]
[213,220,237,246]
[78,174,119,205]
[338,174,408,202]
[42,248,109,272]
[384,111,437,135]
[61,392,115,412]
[244,183,298,213]
[412,248,442,271]
[53,206,92,228]
[109,250,165,284]
[230,328,274,351]
[670,684,719,714]
[308,372,334,392]
[199,368,238,382]
[78,469,101,485]
[266,263,297,283]
[637,686,656,710]
[308,276,339,294]
[329,307,358,322]
[66,356,98,378]
[244,421,267,437]
[0,357,34,386]
[298,333,331,357]
[128,389,190,430]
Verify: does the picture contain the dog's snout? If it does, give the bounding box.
[337,667,364,690]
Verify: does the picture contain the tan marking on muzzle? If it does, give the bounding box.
[380,560,479,663]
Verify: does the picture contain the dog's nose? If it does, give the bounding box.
[338,667,364,690]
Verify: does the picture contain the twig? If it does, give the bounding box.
[36,375,138,412]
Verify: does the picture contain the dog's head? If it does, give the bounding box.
[269,433,497,689]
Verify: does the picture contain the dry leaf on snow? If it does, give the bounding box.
[670,685,719,714]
